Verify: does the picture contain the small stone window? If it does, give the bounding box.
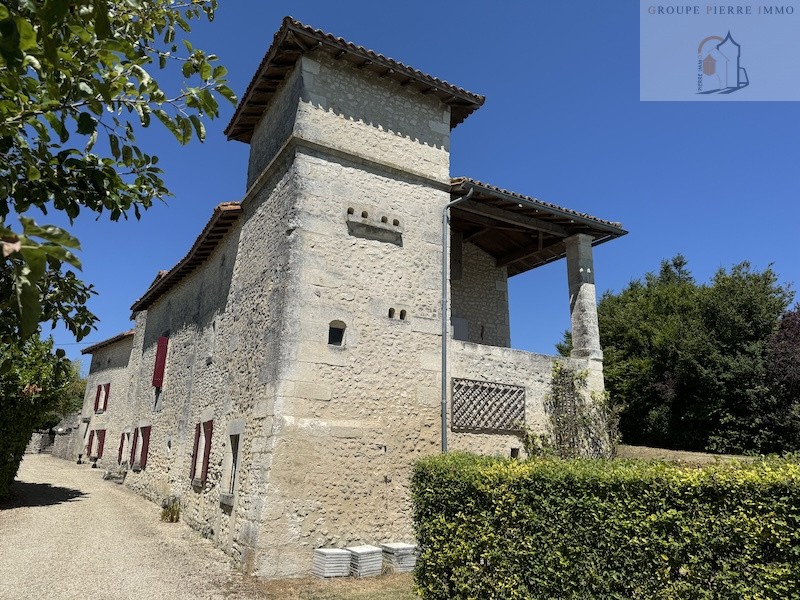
[393,218,400,226]
[388,308,396,318]
[361,210,368,219]
[399,310,407,320]
[381,216,388,224]
[347,207,355,215]
[328,320,346,346]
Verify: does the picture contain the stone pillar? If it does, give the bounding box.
[565,234,602,361]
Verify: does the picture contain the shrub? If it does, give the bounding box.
[412,452,800,599]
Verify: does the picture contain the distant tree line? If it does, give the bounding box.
[563,255,799,454]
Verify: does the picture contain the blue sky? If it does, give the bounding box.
[49,1,800,369]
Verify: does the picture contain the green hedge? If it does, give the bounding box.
[412,453,800,599]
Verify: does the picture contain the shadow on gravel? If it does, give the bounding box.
[0,481,86,509]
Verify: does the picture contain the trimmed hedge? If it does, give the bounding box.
[412,453,800,599]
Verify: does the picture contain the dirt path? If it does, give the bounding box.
[0,454,248,600]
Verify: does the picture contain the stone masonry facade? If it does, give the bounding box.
[74,18,626,579]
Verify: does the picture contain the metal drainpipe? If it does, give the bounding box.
[441,186,474,453]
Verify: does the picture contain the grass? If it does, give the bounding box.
[230,572,417,600]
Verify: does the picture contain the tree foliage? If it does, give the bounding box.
[599,256,796,454]
[0,337,75,498]
[0,0,235,341]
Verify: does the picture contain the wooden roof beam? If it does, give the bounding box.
[456,200,569,237]
[497,241,564,268]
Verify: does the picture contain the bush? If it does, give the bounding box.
[412,452,800,599]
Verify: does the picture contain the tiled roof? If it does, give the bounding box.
[451,178,624,230]
[130,203,242,312]
[450,178,627,276]
[81,330,135,355]
[225,17,485,143]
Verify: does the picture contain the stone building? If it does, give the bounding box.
[77,18,626,578]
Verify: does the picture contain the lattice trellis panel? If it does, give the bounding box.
[451,378,525,432]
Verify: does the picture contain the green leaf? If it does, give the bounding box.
[76,112,97,135]
[20,218,81,249]
[109,134,120,159]
[13,17,36,51]
[189,115,205,142]
[27,165,41,181]
[93,0,112,39]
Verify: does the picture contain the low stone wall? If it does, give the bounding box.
[25,432,54,454]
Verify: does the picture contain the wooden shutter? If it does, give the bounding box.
[130,428,139,465]
[103,383,111,411]
[200,420,213,484]
[189,423,200,480]
[152,336,169,387]
[117,433,125,464]
[94,385,102,412]
[87,429,95,456]
[96,430,106,459]
[139,426,152,469]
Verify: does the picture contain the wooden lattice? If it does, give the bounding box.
[451,378,525,432]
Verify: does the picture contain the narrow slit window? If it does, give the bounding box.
[328,321,346,346]
[228,434,240,493]
[388,308,395,318]
[399,310,407,320]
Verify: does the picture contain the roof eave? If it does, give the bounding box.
[225,17,485,143]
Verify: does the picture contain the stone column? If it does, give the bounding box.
[565,234,602,361]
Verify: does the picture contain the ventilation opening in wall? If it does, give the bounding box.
[399,309,407,320]
[328,321,346,346]
[510,447,520,459]
[388,308,395,318]
[347,207,354,215]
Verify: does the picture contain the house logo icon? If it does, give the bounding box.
[697,32,749,94]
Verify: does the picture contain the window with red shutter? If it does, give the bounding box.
[87,429,95,457]
[152,336,169,387]
[118,433,125,464]
[190,423,200,481]
[130,428,139,466]
[96,430,106,459]
[201,420,213,484]
[139,426,152,469]
[94,385,102,413]
[102,383,111,412]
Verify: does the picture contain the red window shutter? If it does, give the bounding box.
[103,383,111,411]
[97,430,106,459]
[117,433,125,464]
[130,428,139,465]
[140,426,152,469]
[190,423,200,480]
[87,429,95,455]
[94,385,101,412]
[201,420,213,483]
[152,336,169,387]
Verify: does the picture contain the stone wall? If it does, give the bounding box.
[25,432,54,454]
[451,241,510,347]
[79,336,134,466]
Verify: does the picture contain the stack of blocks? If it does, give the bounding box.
[346,544,384,578]
[381,543,418,573]
[311,548,351,578]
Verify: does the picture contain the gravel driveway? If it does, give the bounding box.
[0,454,249,600]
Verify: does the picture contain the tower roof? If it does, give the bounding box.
[225,17,485,143]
